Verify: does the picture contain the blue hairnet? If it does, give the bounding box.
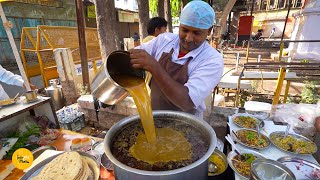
[180,0,215,29]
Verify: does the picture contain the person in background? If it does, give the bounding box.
[268,27,275,39]
[143,17,168,88]
[0,65,35,100]
[130,1,223,119]
[142,17,167,43]
[132,32,140,47]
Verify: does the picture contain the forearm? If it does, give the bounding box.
[150,65,194,111]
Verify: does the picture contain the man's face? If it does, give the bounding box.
[154,26,167,37]
[179,24,209,53]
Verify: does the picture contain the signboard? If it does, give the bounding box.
[75,62,94,75]
[0,0,63,7]
[87,5,96,18]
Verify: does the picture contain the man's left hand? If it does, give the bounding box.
[129,49,158,72]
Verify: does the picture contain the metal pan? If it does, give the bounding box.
[21,151,100,180]
[233,128,270,150]
[227,149,267,180]
[277,156,320,180]
[269,131,317,155]
[231,113,264,129]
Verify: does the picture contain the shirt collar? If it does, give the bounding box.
[172,37,207,60]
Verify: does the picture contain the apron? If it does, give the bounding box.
[150,49,196,115]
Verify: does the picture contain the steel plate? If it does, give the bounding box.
[278,156,320,180]
[269,131,317,155]
[231,113,264,129]
[227,149,267,180]
[21,151,100,180]
[233,128,270,150]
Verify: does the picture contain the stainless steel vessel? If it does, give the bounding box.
[250,159,296,180]
[104,111,217,180]
[45,79,65,110]
[91,50,144,105]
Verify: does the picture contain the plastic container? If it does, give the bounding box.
[58,114,85,131]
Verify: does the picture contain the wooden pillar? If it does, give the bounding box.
[75,0,90,91]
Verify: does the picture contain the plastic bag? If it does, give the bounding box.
[270,103,317,140]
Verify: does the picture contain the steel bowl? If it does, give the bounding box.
[269,131,317,155]
[208,149,228,176]
[104,110,217,180]
[233,128,270,150]
[250,159,296,180]
[231,113,264,129]
[227,148,267,180]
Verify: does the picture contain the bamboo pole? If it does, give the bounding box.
[75,0,90,92]
[0,3,30,91]
[272,0,292,105]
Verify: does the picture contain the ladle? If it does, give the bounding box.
[283,124,291,139]
[208,161,218,174]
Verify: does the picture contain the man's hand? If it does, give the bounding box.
[129,49,158,72]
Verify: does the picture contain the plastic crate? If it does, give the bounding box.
[58,114,85,131]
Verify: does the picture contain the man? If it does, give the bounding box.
[0,65,35,100]
[130,1,223,119]
[142,17,167,43]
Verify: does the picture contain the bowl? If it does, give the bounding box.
[250,159,296,180]
[208,149,228,176]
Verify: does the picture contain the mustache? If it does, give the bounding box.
[181,39,197,47]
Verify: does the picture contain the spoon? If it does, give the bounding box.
[208,161,218,174]
[256,122,261,139]
[225,135,242,157]
[283,124,291,139]
[13,93,19,101]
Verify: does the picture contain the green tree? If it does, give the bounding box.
[149,0,182,18]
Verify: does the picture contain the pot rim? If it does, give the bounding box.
[104,110,217,176]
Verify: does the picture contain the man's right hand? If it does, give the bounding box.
[23,83,37,90]
[129,49,158,72]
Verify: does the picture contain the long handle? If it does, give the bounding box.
[225,135,241,155]
[0,4,31,91]
[284,124,291,138]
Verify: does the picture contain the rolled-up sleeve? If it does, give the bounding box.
[0,65,24,87]
[184,54,224,109]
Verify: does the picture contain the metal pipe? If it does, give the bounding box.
[245,0,256,63]
[75,0,90,92]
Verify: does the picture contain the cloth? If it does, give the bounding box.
[142,35,156,43]
[178,51,188,58]
[137,32,224,117]
[0,65,24,100]
[180,0,215,29]
[150,48,196,116]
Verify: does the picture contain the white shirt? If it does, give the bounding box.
[0,65,24,100]
[138,32,224,118]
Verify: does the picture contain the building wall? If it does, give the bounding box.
[0,0,77,65]
[250,8,300,38]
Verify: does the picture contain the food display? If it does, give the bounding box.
[70,137,93,152]
[233,115,259,129]
[235,129,269,149]
[270,132,317,154]
[231,153,257,178]
[0,160,15,179]
[0,98,16,106]
[29,152,99,180]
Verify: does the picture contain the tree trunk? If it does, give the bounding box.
[217,0,237,40]
[181,0,189,7]
[137,0,150,40]
[95,0,120,61]
[157,0,165,18]
[165,0,172,32]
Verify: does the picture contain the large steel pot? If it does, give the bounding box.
[91,50,144,105]
[104,111,217,180]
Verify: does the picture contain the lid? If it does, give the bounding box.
[251,159,296,180]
